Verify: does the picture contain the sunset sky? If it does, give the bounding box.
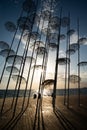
[0,0,87,90]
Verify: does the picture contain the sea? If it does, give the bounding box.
[0,88,87,98]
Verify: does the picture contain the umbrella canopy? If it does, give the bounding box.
[22,0,36,13]
[30,40,45,49]
[29,13,40,24]
[78,37,87,45]
[49,16,60,29]
[42,79,54,87]
[7,55,23,65]
[66,49,75,55]
[42,28,49,35]
[61,17,70,27]
[6,66,19,74]
[67,29,75,36]
[48,42,57,50]
[12,74,26,84]
[35,46,47,55]
[0,41,10,50]
[78,61,87,66]
[17,16,32,32]
[57,57,70,65]
[70,43,79,51]
[41,10,51,21]
[59,34,66,40]
[69,75,81,83]
[25,56,35,63]
[42,28,56,35]
[23,31,40,41]
[32,64,46,70]
[0,49,15,58]
[5,21,16,32]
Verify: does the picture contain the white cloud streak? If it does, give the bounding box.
[70,33,78,44]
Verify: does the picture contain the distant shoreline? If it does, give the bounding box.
[0,88,87,98]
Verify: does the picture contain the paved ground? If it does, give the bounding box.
[0,95,87,130]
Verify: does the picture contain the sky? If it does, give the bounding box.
[0,0,87,90]
[60,0,87,88]
[61,0,87,34]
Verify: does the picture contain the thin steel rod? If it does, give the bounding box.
[64,15,69,105]
[67,13,70,108]
[52,8,62,108]
[77,18,80,106]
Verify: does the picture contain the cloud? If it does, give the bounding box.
[70,33,78,44]
[70,33,87,45]
[15,34,26,45]
[15,34,32,50]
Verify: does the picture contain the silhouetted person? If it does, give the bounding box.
[38,93,41,99]
[33,94,37,99]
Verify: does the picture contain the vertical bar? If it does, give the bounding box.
[52,8,62,108]
[77,18,80,107]
[64,15,69,106]
[67,13,70,108]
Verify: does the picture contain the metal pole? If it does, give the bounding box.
[77,18,80,107]
[64,20,69,105]
[52,8,62,108]
[67,13,70,108]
